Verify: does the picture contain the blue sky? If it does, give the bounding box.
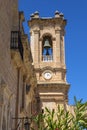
[19,0,87,105]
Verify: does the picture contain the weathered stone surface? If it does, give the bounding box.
[28,13,70,111]
[0,1,37,129]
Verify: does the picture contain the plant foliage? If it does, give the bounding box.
[31,97,87,130]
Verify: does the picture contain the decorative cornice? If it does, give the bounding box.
[55,29,61,34]
[28,18,67,28]
[37,83,70,88]
[35,67,66,73]
[33,30,40,34]
[37,83,70,99]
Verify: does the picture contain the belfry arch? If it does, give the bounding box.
[42,34,53,61]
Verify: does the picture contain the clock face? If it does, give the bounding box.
[44,72,52,79]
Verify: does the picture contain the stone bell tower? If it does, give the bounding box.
[28,11,70,111]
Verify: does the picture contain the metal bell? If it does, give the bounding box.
[44,39,51,48]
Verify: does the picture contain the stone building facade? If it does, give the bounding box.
[0,0,37,130]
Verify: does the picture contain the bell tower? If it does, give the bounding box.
[28,11,70,111]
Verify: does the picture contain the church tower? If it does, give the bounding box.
[28,11,70,111]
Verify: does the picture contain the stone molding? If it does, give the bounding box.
[28,18,67,28]
[35,67,66,73]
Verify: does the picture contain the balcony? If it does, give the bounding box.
[10,31,23,60]
[42,55,53,62]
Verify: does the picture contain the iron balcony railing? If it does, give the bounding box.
[10,31,23,60]
[42,55,53,62]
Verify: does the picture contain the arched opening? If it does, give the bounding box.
[42,36,53,61]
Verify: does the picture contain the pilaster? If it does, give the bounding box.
[34,30,40,67]
[39,39,42,63]
[55,29,61,65]
[61,34,66,68]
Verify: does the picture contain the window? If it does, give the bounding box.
[26,84,31,94]
[42,36,53,62]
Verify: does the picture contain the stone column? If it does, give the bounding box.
[39,39,42,63]
[15,68,20,129]
[30,31,34,61]
[52,39,56,62]
[61,34,66,67]
[55,30,61,65]
[34,30,40,67]
[22,76,26,109]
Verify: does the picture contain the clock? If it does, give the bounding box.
[44,72,52,79]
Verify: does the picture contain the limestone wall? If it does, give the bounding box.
[0,1,38,129]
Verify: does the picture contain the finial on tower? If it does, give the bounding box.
[55,10,64,19]
[30,11,39,19]
[55,10,60,18]
[59,13,64,18]
[34,11,39,18]
[30,13,34,19]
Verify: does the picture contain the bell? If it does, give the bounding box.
[44,39,51,48]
